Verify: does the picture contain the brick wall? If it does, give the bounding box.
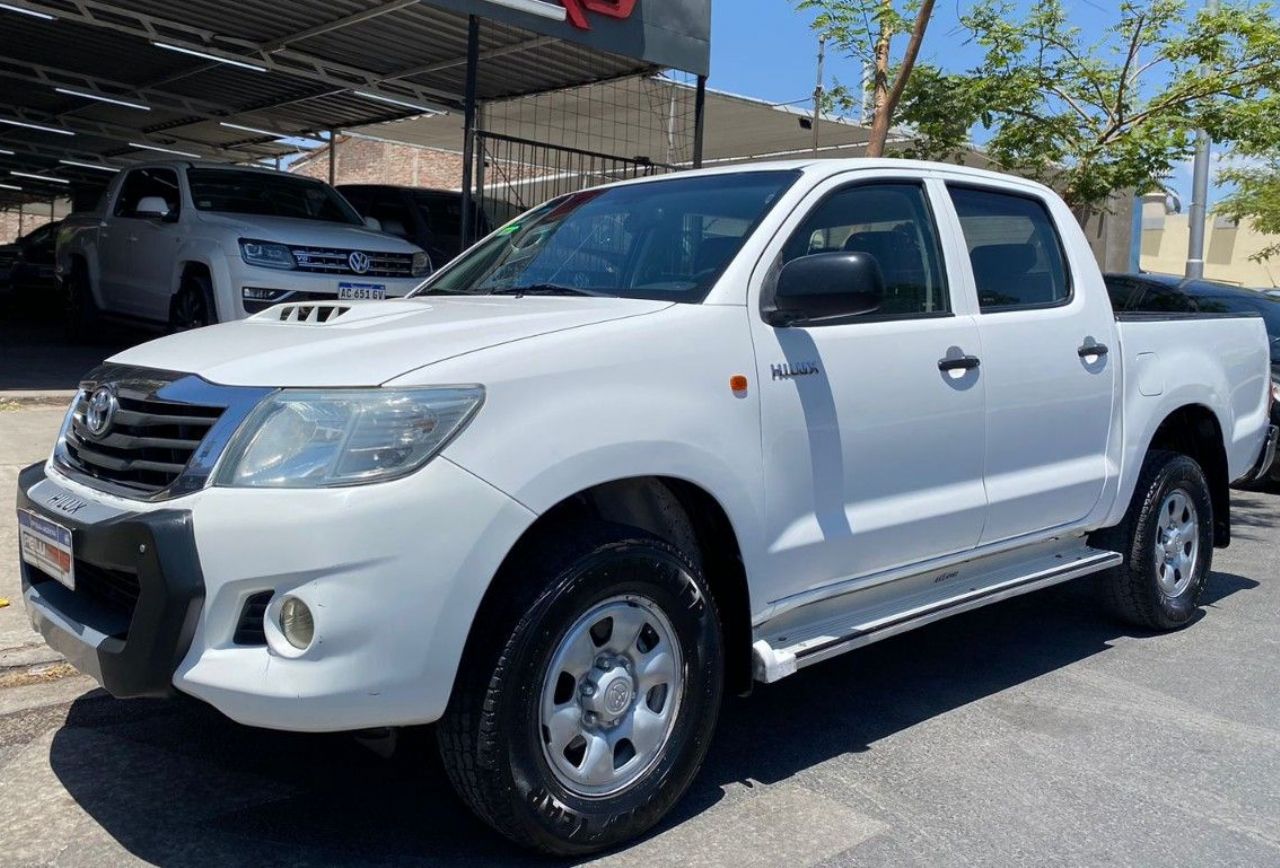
[291,135,466,189]
[0,206,54,244]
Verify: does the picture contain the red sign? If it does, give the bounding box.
[562,0,636,29]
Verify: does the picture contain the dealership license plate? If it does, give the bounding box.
[17,509,74,591]
[338,282,387,301]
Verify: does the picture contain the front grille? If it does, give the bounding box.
[62,391,224,495]
[233,591,274,646]
[290,245,415,278]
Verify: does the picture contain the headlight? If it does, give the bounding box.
[216,386,484,488]
[240,239,296,270]
[411,251,432,277]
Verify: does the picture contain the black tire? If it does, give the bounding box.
[64,266,99,344]
[437,522,723,856]
[1094,450,1214,630]
[169,272,217,331]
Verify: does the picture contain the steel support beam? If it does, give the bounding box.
[459,15,481,248]
[693,75,707,169]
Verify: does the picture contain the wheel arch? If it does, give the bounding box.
[1144,403,1230,547]
[460,475,756,699]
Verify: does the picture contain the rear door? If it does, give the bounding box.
[945,183,1117,544]
[750,175,988,602]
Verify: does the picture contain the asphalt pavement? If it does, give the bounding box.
[1,403,1278,866]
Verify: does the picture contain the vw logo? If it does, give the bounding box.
[85,386,118,438]
[348,251,371,275]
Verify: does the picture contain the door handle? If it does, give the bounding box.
[938,355,981,372]
[1078,342,1109,358]
[128,235,139,243]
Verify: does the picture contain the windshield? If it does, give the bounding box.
[415,171,799,302]
[187,169,363,224]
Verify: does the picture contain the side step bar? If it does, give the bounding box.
[753,548,1122,683]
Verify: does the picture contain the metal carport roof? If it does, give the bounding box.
[0,0,686,208]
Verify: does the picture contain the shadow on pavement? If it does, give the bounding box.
[0,293,148,392]
[45,566,1259,865]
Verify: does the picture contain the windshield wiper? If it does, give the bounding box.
[489,284,613,298]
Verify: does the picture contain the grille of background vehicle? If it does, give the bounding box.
[289,246,415,277]
[62,392,224,495]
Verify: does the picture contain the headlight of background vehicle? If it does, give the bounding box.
[216,387,484,488]
[411,251,432,277]
[239,239,296,270]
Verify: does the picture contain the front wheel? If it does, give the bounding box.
[169,272,217,331]
[1095,450,1214,630]
[437,523,723,855]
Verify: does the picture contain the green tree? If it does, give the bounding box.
[894,0,1280,216]
[1218,159,1280,260]
[795,0,939,157]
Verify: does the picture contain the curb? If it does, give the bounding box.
[0,642,64,672]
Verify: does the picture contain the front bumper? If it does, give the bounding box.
[16,456,535,732]
[17,462,204,698]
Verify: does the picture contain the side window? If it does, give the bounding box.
[780,182,950,317]
[1137,284,1198,313]
[369,196,414,239]
[113,168,180,219]
[949,186,1070,311]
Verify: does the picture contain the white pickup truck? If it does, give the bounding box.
[56,161,430,335]
[17,160,1276,855]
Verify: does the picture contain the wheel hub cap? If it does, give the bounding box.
[539,594,683,797]
[1155,489,1199,596]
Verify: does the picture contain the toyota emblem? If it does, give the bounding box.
[85,386,118,438]
[348,251,371,275]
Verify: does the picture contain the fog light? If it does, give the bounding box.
[279,596,314,649]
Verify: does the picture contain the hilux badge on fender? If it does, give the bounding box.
[85,386,118,438]
[771,362,821,380]
[348,251,371,275]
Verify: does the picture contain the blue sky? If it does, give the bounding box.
[706,1,1211,201]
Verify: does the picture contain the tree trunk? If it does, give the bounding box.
[866,0,937,158]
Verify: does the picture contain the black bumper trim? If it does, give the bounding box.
[16,462,205,698]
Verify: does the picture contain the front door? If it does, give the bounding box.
[751,177,989,603]
[943,183,1116,544]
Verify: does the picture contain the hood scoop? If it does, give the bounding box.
[253,299,429,326]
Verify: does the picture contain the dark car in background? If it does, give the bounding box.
[1106,272,1280,482]
[338,184,517,269]
[7,220,60,291]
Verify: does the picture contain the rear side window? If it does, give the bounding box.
[949,186,1070,311]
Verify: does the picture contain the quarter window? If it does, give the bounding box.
[949,186,1070,311]
[781,182,950,317]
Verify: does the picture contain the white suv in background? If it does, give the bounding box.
[56,162,431,336]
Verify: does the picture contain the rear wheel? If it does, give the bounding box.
[169,272,217,331]
[1095,450,1214,630]
[437,523,723,855]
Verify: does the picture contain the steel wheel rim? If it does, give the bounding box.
[1155,488,1199,596]
[539,594,684,798]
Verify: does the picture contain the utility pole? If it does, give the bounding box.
[1186,0,1219,279]
[811,36,826,154]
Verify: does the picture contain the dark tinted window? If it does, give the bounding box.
[1103,275,1140,310]
[1135,283,1198,313]
[419,171,798,303]
[781,182,949,316]
[188,170,361,224]
[950,186,1070,310]
[114,168,180,218]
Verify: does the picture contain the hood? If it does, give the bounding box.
[109,296,672,387]
[194,212,422,252]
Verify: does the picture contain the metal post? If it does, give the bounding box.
[1186,0,1218,279]
[50,198,56,221]
[460,14,481,247]
[812,36,826,154]
[692,75,707,169]
[328,128,337,185]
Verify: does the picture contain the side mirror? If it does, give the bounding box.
[135,196,172,220]
[763,252,885,326]
[364,216,383,232]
